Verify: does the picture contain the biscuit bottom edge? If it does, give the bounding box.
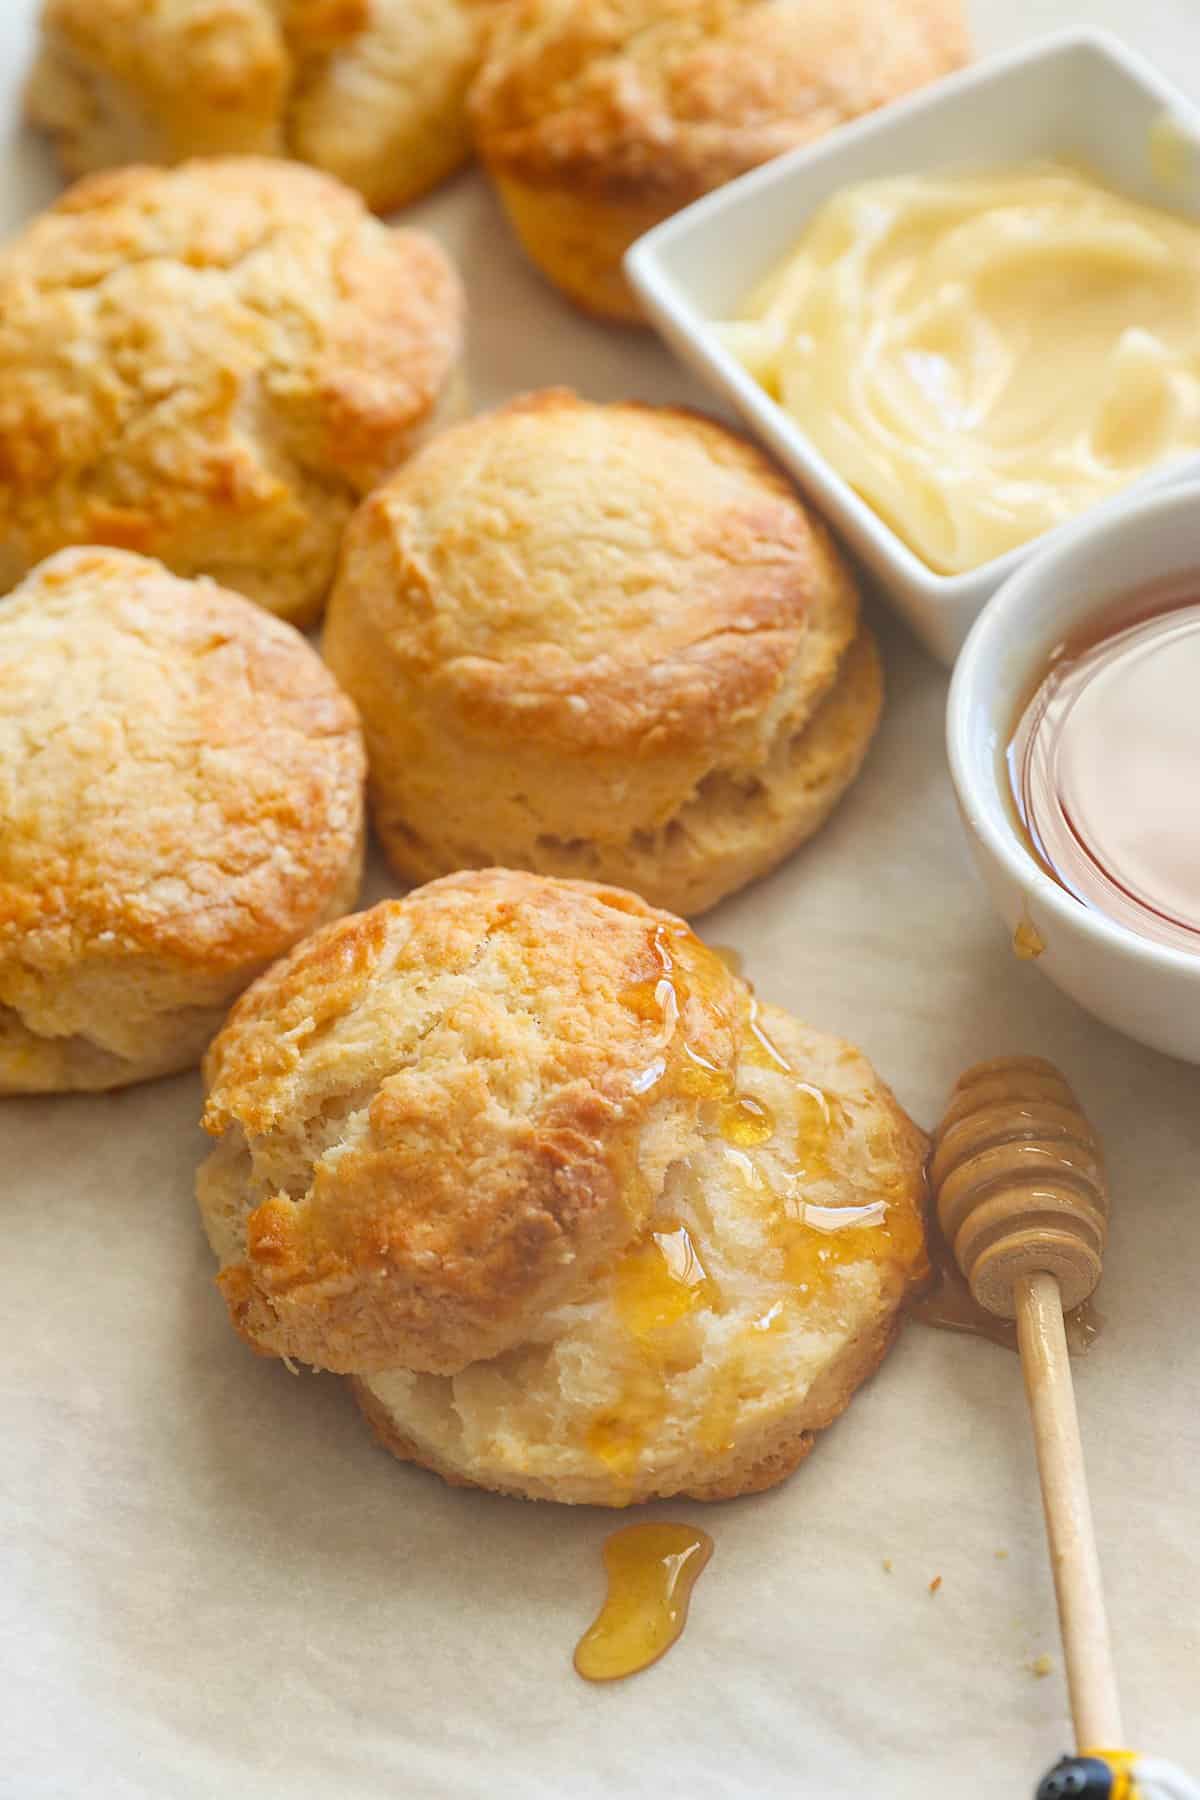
[0,997,227,1094]
[490,173,669,325]
[372,623,884,919]
[349,1303,903,1508]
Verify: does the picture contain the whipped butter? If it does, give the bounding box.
[721,164,1200,573]
[1009,584,1200,952]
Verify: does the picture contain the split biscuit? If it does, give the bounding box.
[197,870,928,1505]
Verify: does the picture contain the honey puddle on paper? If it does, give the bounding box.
[909,1216,1101,1355]
[574,1523,714,1682]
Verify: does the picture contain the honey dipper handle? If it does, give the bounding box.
[1016,1270,1123,1750]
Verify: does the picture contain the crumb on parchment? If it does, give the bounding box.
[928,1575,942,1595]
[994,1549,1008,1560]
[882,1559,893,1574]
[1030,1655,1053,1678]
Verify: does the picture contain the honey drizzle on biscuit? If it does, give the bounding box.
[598,926,748,1478]
[588,1221,716,1475]
[596,927,929,1477]
[614,1221,715,1337]
[724,1033,927,1321]
[619,926,779,1132]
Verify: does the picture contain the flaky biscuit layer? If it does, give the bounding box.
[357,1000,929,1505]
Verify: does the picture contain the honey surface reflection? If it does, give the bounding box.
[614,1222,714,1338]
[574,1523,713,1682]
[1008,585,1200,952]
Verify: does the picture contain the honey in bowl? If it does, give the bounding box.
[1008,579,1200,953]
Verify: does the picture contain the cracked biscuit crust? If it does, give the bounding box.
[0,156,464,626]
[322,390,872,916]
[0,548,365,1093]
[471,0,970,319]
[197,871,746,1375]
[27,0,497,211]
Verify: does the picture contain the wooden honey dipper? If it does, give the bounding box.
[929,1055,1119,1754]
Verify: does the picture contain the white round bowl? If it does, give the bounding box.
[947,481,1200,1064]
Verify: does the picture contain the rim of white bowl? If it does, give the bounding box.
[946,480,1200,980]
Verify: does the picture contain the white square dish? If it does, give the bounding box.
[625,29,1200,665]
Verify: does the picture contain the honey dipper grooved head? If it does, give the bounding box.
[930,1057,1108,1318]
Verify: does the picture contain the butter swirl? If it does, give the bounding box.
[722,163,1200,574]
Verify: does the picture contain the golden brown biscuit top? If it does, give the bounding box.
[0,155,463,506]
[329,390,858,754]
[472,0,970,195]
[36,1,369,114]
[285,0,371,49]
[0,547,364,969]
[38,0,289,98]
[202,869,746,1373]
[38,0,434,90]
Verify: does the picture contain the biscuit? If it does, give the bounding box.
[322,391,877,918]
[0,157,464,627]
[286,0,498,212]
[471,0,971,321]
[196,870,928,1505]
[28,0,495,211]
[0,548,365,1093]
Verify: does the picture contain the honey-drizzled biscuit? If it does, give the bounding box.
[323,391,878,917]
[197,870,928,1505]
[471,0,971,321]
[0,548,365,1093]
[28,0,499,211]
[0,157,464,626]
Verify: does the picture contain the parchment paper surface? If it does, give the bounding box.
[3,2,1199,1793]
